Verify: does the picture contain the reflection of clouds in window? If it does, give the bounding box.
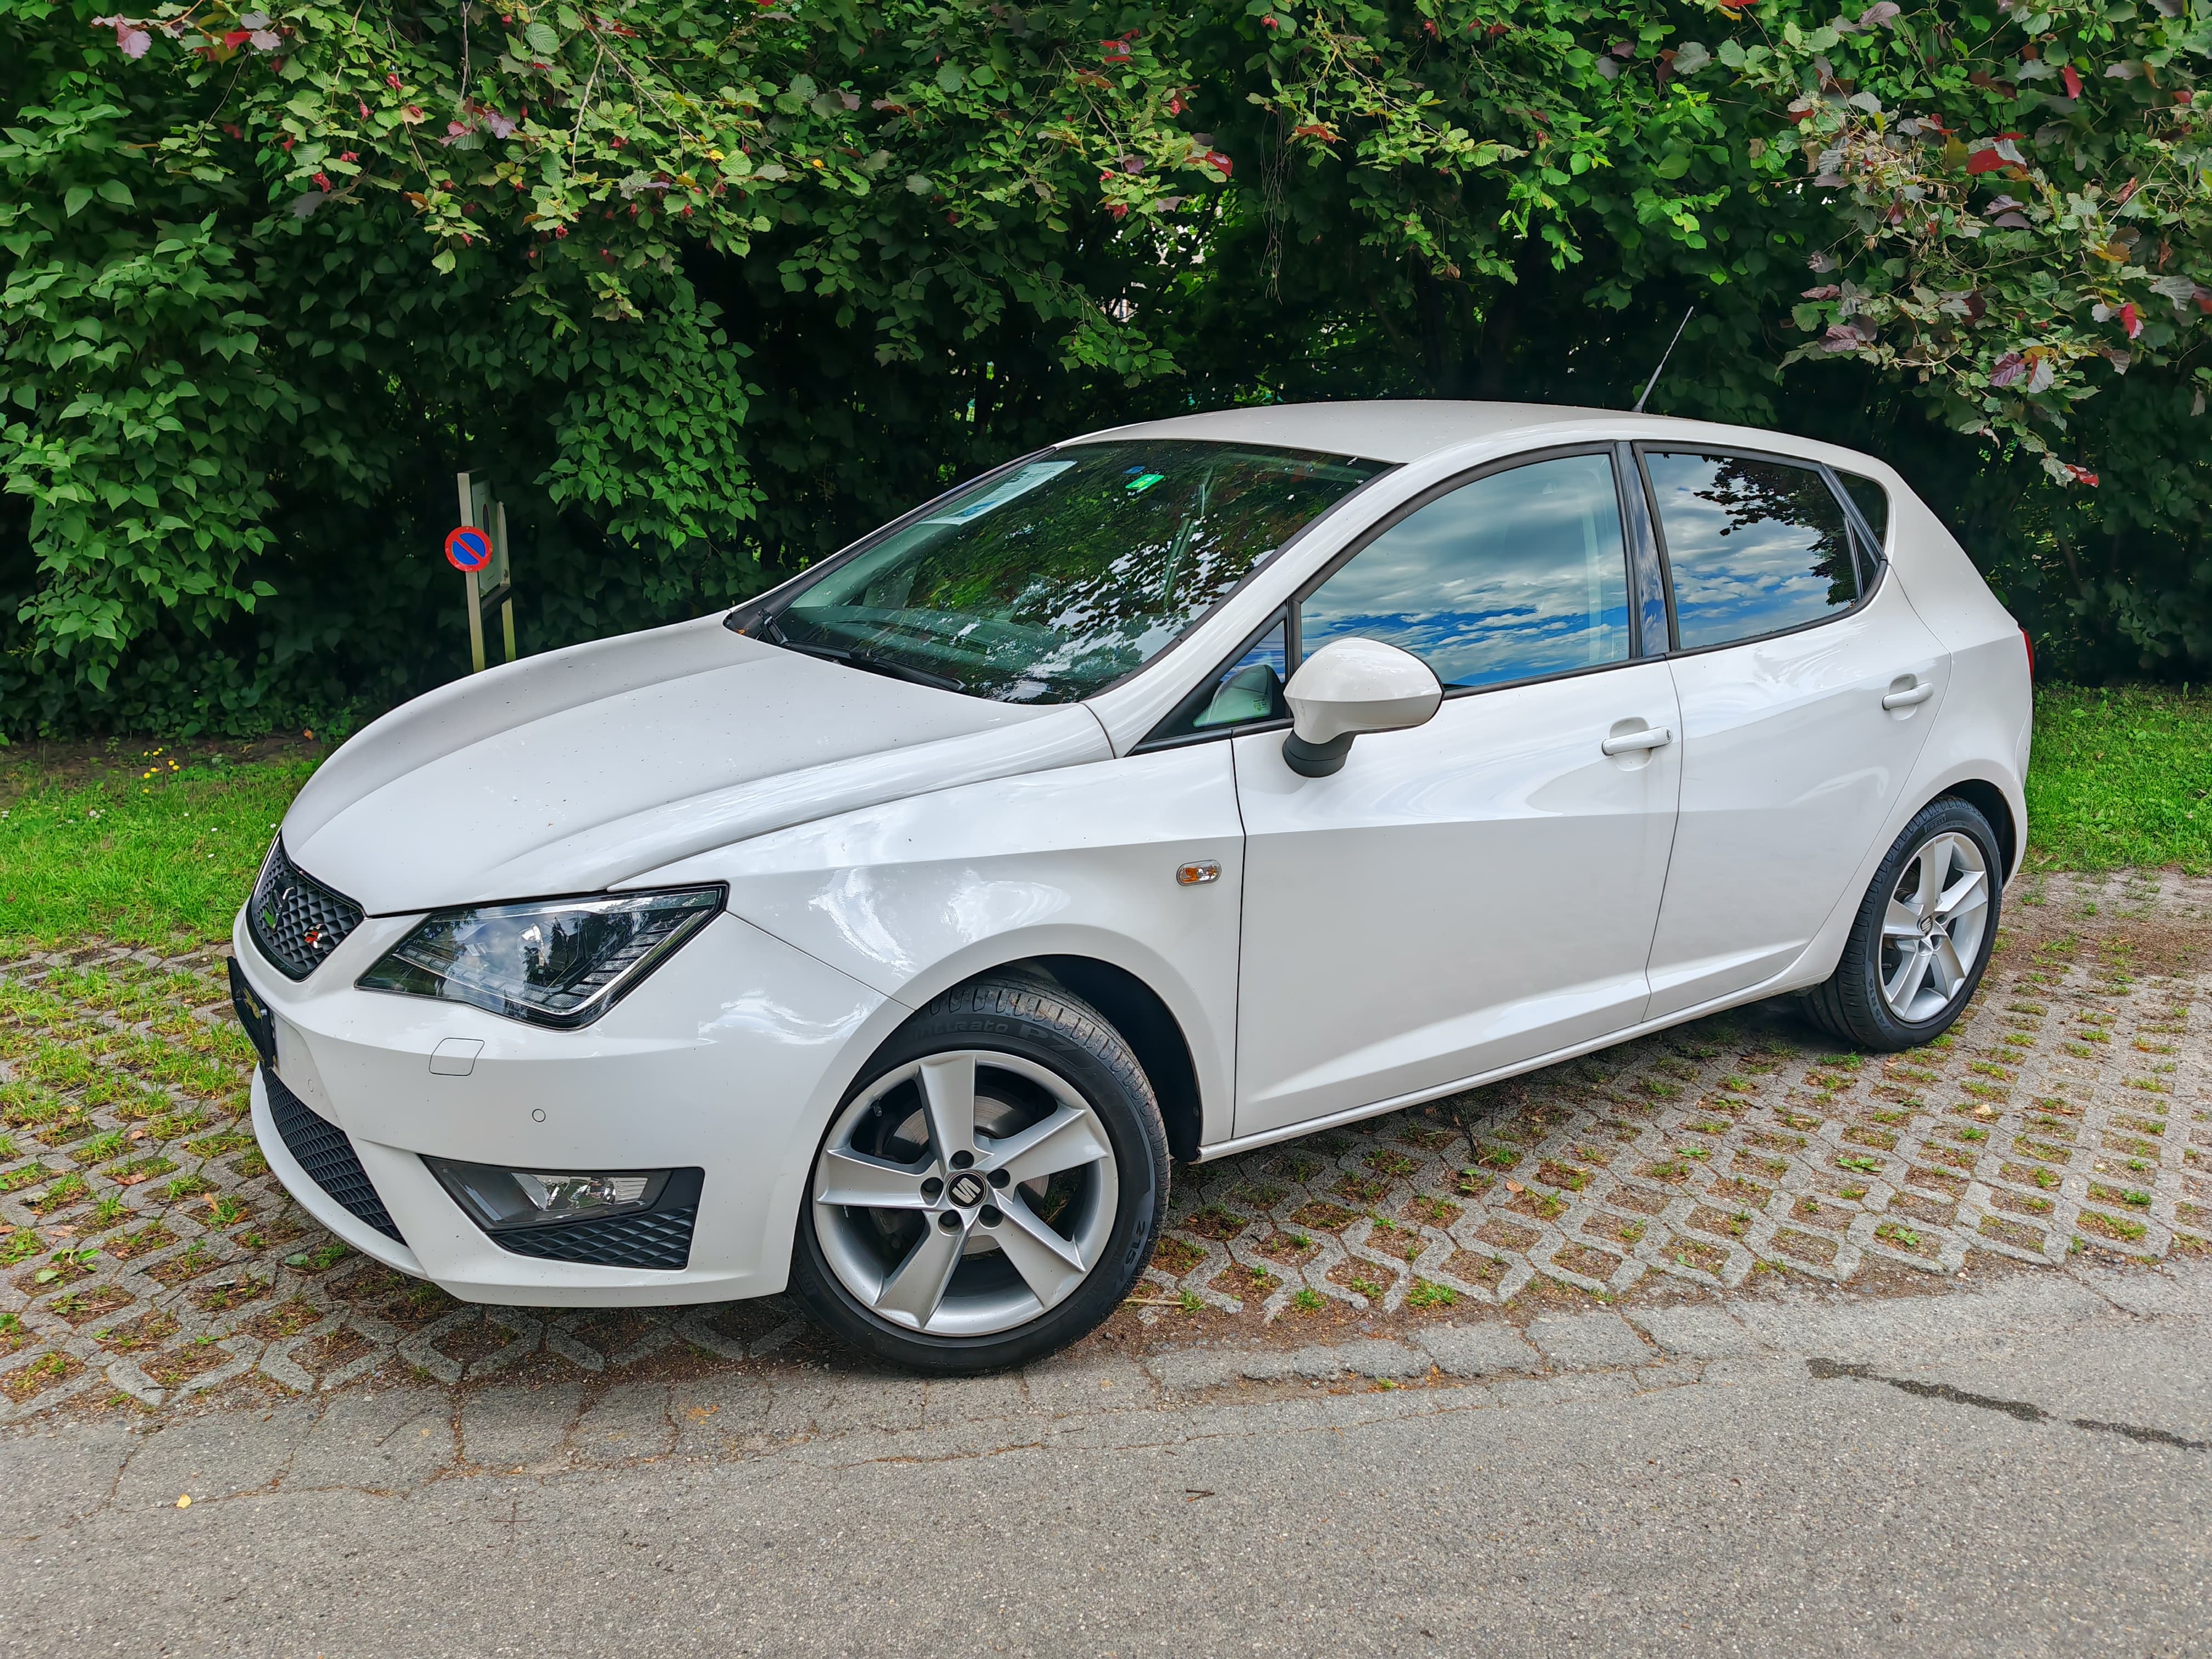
[1647,454,1857,651]
[1301,455,1630,689]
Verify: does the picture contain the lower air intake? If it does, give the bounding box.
[264,1067,406,1245]
[490,1205,700,1271]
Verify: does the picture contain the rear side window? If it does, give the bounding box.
[1644,452,1859,652]
[1833,469,1891,549]
[1299,453,1632,689]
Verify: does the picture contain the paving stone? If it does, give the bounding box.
[287,1389,455,1490]
[1627,1305,1759,1359]
[1290,1339,1430,1380]
[1020,1350,1158,1415]
[1526,1311,1652,1369]
[459,1382,583,1471]
[923,1371,1035,1425]
[764,1369,926,1439]
[572,1382,675,1463]
[670,1374,775,1458]
[1,870,2205,1430]
[1142,1348,1243,1393]
[1412,1321,1544,1378]
[1632,1361,1705,1391]
[113,1400,316,1509]
[0,1421,137,1532]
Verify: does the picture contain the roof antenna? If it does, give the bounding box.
[1633,307,1695,414]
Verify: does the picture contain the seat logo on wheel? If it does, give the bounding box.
[946,1172,986,1207]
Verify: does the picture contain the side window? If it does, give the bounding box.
[1146,617,1290,744]
[1833,468,1891,551]
[1192,619,1288,730]
[1644,452,1859,652]
[1298,453,1632,690]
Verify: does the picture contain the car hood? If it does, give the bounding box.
[282,616,1107,914]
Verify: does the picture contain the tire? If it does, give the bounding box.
[1802,796,2002,1052]
[788,973,1169,1375]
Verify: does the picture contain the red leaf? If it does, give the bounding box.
[1966,149,2006,175]
[223,29,251,46]
[2061,65,2081,98]
[2064,465,2100,486]
[2120,302,2141,339]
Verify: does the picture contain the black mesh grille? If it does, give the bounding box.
[265,1067,405,1244]
[247,839,364,980]
[492,1205,698,1271]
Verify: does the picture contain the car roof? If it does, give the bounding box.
[1064,399,1827,469]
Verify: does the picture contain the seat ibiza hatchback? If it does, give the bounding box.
[232,401,2032,1372]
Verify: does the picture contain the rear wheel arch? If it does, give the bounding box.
[1940,778,2017,881]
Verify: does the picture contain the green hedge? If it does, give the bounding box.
[3,0,2209,737]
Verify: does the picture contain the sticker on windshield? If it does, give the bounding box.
[923,461,1076,526]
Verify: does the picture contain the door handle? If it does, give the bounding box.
[1600,726,1674,756]
[1881,681,1935,710]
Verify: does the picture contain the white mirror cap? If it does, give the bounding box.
[1284,637,1444,745]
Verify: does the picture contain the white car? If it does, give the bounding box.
[230,401,2032,1372]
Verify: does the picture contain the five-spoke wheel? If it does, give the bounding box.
[1804,795,2003,1051]
[1877,829,1990,1024]
[789,975,1167,1373]
[811,1051,1120,1337]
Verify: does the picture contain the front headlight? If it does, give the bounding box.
[356,887,724,1029]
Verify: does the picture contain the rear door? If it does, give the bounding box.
[1638,448,1948,1019]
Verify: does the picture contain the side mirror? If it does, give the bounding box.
[1280,638,1442,777]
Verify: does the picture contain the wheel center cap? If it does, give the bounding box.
[946,1172,987,1207]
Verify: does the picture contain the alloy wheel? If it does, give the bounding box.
[1877,830,1991,1023]
[810,1051,1120,1338]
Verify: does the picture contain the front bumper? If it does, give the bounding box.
[233,904,889,1307]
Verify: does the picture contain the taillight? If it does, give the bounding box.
[2020,627,2035,681]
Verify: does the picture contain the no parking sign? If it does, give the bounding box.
[445,525,494,573]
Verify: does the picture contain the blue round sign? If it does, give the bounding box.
[445,526,493,572]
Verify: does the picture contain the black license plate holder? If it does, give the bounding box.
[228,956,278,1070]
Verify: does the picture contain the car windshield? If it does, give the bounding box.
[765,440,1386,703]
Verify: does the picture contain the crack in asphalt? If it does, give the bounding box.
[1806,1357,2209,1451]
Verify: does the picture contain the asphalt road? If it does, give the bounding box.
[5,1265,2209,1657]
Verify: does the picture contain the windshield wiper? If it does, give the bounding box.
[763,619,964,693]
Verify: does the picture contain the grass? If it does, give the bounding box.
[0,685,2203,953]
[2024,685,2212,872]
[1,742,318,954]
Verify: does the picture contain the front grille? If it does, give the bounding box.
[247,838,364,980]
[493,1206,699,1271]
[264,1067,405,1244]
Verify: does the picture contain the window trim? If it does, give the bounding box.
[1132,607,1295,753]
[1632,442,1890,662]
[1132,442,1655,750]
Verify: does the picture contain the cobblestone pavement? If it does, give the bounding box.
[1,868,2205,1423]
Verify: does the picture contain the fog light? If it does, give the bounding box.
[426,1156,672,1232]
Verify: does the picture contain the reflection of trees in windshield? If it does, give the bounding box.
[778,442,1381,702]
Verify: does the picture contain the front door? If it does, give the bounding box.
[1636,448,1949,1019]
[1229,449,1683,1140]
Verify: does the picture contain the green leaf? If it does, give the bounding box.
[96,178,133,207]
[524,21,560,55]
[935,64,966,93]
[63,185,92,217]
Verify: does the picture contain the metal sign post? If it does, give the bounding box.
[451,472,517,674]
